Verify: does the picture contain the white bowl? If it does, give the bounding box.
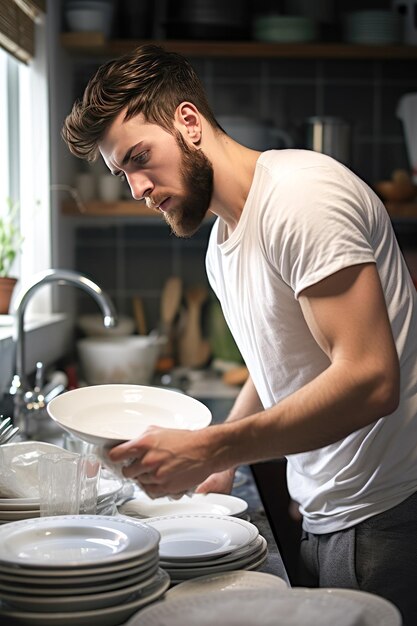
[77,314,135,337]
[65,7,112,36]
[77,335,164,385]
[47,384,212,448]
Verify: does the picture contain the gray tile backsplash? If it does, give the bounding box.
[74,55,417,328]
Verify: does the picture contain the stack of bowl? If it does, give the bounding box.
[342,10,402,45]
[64,0,115,38]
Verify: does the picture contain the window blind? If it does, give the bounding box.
[0,0,45,63]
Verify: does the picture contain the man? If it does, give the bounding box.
[63,45,417,623]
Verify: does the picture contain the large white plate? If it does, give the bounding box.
[167,570,288,598]
[0,515,159,568]
[119,492,248,519]
[0,568,170,626]
[124,587,379,626]
[146,514,259,561]
[47,384,212,447]
[296,588,402,626]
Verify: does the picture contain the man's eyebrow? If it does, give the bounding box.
[122,143,141,166]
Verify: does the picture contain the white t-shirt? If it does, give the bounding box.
[206,149,417,533]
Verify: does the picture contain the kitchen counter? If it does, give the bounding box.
[231,464,290,585]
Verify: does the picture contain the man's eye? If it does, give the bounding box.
[132,151,149,166]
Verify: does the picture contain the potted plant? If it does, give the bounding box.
[0,199,23,314]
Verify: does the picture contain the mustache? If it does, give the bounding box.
[144,196,164,210]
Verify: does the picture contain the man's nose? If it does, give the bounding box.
[127,173,153,201]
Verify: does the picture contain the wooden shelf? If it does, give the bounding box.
[386,201,417,219]
[62,199,162,217]
[60,33,417,60]
[61,199,216,221]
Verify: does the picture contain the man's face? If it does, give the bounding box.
[99,111,213,237]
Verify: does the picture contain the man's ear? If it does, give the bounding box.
[174,102,202,145]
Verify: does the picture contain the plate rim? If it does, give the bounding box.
[47,384,212,446]
[0,515,160,569]
[146,513,259,561]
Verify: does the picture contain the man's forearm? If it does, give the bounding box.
[225,376,263,423]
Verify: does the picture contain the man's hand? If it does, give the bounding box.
[195,468,235,495]
[107,426,219,499]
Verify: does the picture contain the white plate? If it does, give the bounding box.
[161,535,266,569]
[0,498,39,510]
[0,509,40,520]
[0,515,159,568]
[119,492,248,518]
[166,540,268,580]
[0,556,159,596]
[0,567,164,612]
[168,570,288,598]
[124,587,369,626]
[146,514,258,561]
[0,552,159,582]
[47,384,212,447]
[0,475,122,512]
[0,568,170,626]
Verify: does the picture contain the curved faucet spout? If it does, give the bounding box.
[11,269,117,391]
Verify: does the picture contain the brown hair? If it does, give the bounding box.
[61,44,220,162]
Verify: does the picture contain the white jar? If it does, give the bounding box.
[98,174,122,202]
[75,172,96,202]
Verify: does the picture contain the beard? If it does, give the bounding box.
[162,132,214,238]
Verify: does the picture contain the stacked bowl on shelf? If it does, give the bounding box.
[342,10,402,45]
[252,14,318,43]
[64,0,115,37]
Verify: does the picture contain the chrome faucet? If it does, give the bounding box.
[9,269,117,437]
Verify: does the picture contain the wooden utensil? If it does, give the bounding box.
[160,276,183,358]
[133,296,147,335]
[178,285,211,368]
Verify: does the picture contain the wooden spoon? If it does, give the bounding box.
[160,276,183,357]
[133,296,147,335]
[178,285,211,368]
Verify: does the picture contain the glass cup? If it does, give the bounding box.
[38,450,101,516]
[79,453,101,515]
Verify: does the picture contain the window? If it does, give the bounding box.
[0,12,51,314]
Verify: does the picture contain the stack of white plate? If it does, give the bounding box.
[343,10,402,45]
[145,514,267,584]
[0,474,124,524]
[118,491,249,520]
[0,515,170,626]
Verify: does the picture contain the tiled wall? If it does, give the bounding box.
[73,53,417,329]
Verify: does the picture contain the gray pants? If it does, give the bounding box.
[299,491,417,626]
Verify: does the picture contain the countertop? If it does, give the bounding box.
[231,464,290,585]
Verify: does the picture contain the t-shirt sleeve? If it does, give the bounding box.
[265,166,377,298]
